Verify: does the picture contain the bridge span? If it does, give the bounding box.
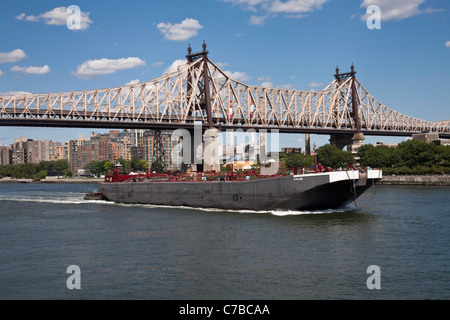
[1,43,449,140]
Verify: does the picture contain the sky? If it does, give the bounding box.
[0,0,449,150]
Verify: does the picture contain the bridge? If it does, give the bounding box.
[1,43,449,143]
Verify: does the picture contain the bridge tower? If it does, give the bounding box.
[184,42,220,172]
[151,130,165,169]
[186,41,214,130]
[330,64,365,158]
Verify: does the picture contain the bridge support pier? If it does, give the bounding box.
[348,132,365,157]
[329,132,365,155]
[180,128,202,173]
[329,133,353,151]
[203,128,221,172]
[305,134,311,155]
[179,126,221,173]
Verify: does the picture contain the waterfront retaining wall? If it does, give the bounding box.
[379,175,450,186]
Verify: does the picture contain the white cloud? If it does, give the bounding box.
[11,65,50,75]
[360,0,441,21]
[15,6,93,31]
[308,81,324,88]
[224,70,251,82]
[279,83,297,89]
[0,49,27,64]
[0,69,4,77]
[261,81,274,87]
[215,62,229,69]
[223,0,270,12]
[249,15,268,26]
[163,59,187,75]
[15,13,40,22]
[152,61,164,67]
[73,57,146,79]
[157,18,203,41]
[258,76,273,87]
[445,41,450,48]
[0,91,33,96]
[269,0,329,14]
[258,76,271,82]
[421,7,443,14]
[223,0,329,25]
[126,79,140,86]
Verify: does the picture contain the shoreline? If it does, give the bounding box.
[377,175,450,186]
[1,175,449,186]
[0,178,102,184]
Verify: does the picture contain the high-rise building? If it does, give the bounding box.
[133,129,181,171]
[68,136,87,174]
[3,137,63,165]
[0,145,11,165]
[1,129,181,173]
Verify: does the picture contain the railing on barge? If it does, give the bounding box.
[103,164,345,184]
[105,170,290,183]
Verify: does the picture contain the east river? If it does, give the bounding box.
[0,183,448,300]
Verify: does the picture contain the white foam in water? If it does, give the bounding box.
[0,195,359,216]
[111,202,359,216]
[268,206,357,216]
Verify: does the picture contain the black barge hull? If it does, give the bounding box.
[98,170,382,211]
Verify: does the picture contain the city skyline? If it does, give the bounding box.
[0,0,449,148]
[0,129,183,173]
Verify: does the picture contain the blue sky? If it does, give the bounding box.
[0,0,449,149]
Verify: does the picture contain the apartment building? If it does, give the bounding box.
[2,129,181,173]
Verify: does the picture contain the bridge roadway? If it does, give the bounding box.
[0,114,448,138]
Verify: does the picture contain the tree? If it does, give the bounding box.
[84,161,107,177]
[357,144,399,168]
[104,161,114,174]
[397,140,438,168]
[316,144,354,169]
[54,159,69,172]
[33,170,48,181]
[130,159,149,172]
[64,170,73,177]
[284,153,314,169]
[151,160,165,173]
[37,159,69,173]
[436,145,450,167]
[221,164,233,172]
[16,163,38,179]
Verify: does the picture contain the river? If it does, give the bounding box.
[0,183,448,300]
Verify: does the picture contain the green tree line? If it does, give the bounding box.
[357,140,450,175]
[280,140,450,175]
[83,158,151,177]
[0,159,71,180]
[280,144,354,170]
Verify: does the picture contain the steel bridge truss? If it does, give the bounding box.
[0,52,448,137]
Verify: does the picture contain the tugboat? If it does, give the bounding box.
[84,190,108,201]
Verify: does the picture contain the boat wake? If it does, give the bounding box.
[267,206,359,216]
[0,195,110,205]
[0,195,359,216]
